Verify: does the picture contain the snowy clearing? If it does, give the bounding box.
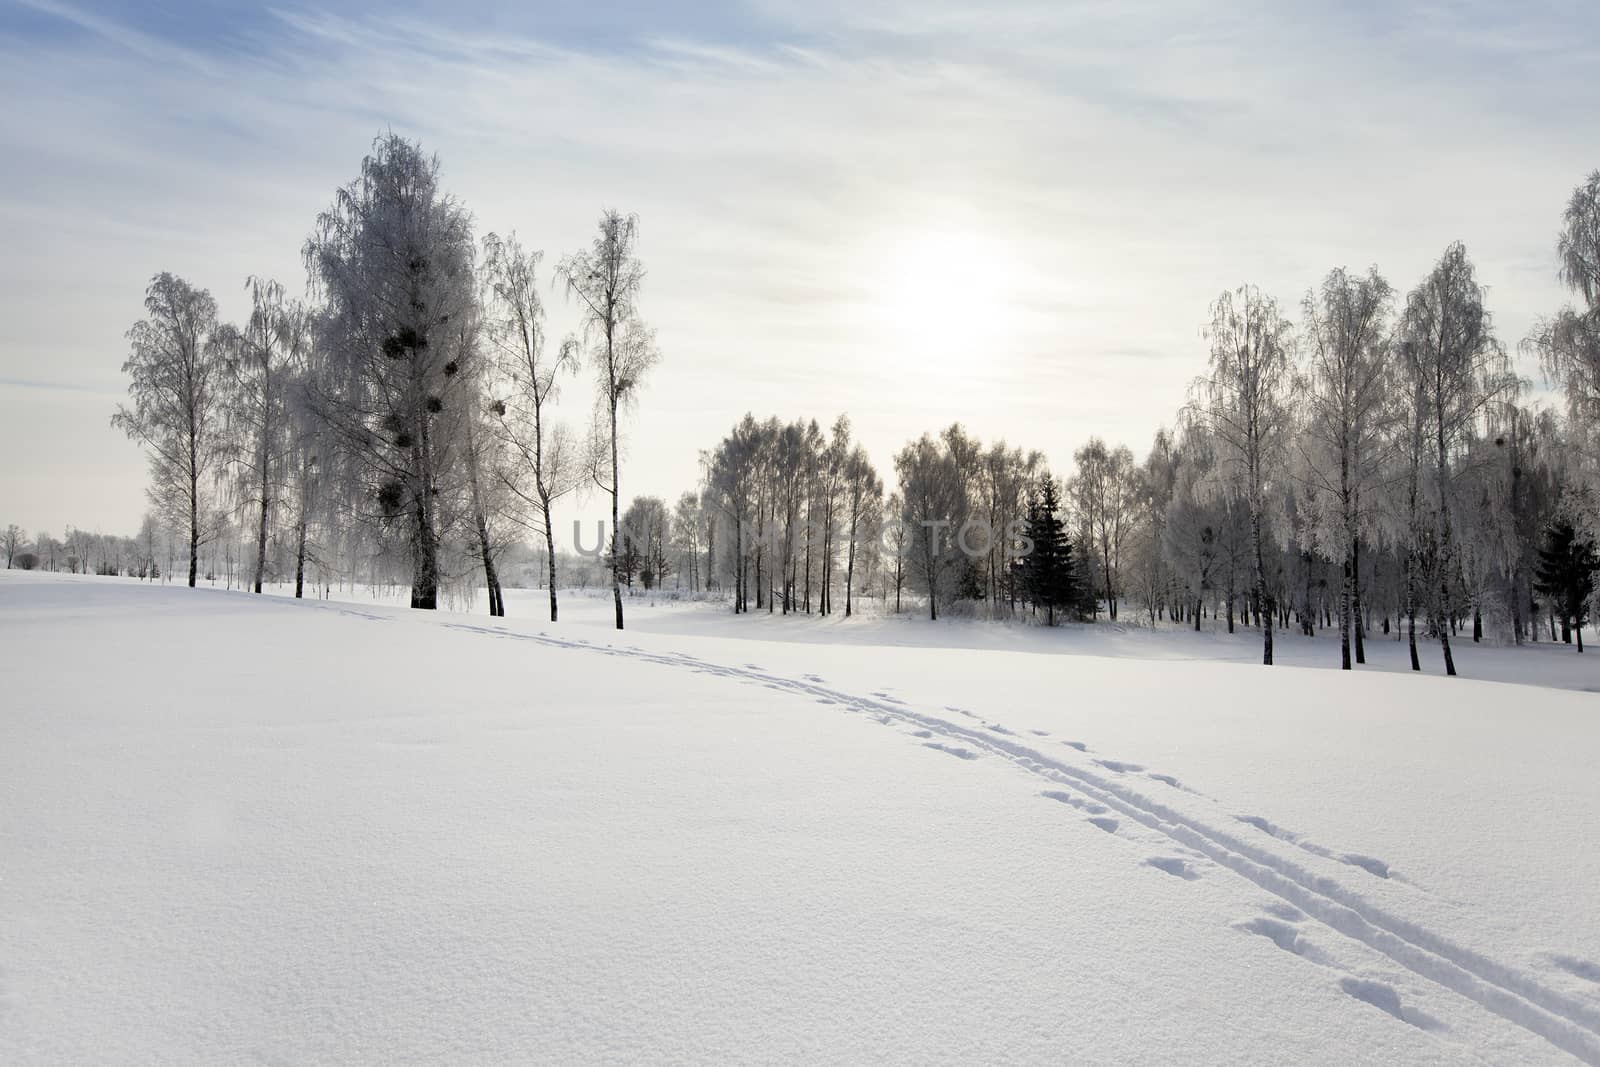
[3,572,1599,1064]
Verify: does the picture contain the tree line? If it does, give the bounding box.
[660,173,1600,669]
[14,146,1598,663]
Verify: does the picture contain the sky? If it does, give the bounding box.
[1,0,1596,543]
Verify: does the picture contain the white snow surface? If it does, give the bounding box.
[3,571,1599,1065]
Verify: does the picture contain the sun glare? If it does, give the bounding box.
[879,226,1017,371]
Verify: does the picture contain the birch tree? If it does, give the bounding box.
[1297,267,1394,668]
[303,133,478,610]
[1194,284,1292,664]
[895,433,968,620]
[558,210,657,630]
[842,443,883,617]
[1069,437,1139,620]
[112,272,226,588]
[1397,242,1515,676]
[482,230,580,621]
[219,277,313,594]
[1529,170,1600,537]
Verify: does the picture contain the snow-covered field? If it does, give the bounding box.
[3,572,1599,1064]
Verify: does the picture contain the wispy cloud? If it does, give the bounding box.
[0,0,1594,535]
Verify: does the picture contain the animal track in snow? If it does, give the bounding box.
[1340,977,1443,1031]
[1235,916,1334,966]
[1237,815,1400,882]
[1029,729,1050,736]
[1341,854,1393,880]
[923,742,978,761]
[1040,791,1108,815]
[1552,956,1600,985]
[1095,759,1145,774]
[1087,816,1120,834]
[986,723,1015,736]
[1060,740,1088,752]
[910,729,933,738]
[1146,856,1201,881]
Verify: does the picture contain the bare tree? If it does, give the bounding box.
[1193,285,1293,664]
[557,210,657,630]
[3,524,23,568]
[672,490,703,591]
[113,272,226,588]
[842,443,883,617]
[707,415,763,613]
[218,277,314,594]
[482,231,581,621]
[1397,242,1516,676]
[895,433,968,621]
[1297,267,1394,668]
[1069,437,1140,621]
[1529,170,1600,537]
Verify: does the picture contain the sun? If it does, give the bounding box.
[879,226,1017,371]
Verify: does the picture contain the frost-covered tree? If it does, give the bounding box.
[1193,285,1293,663]
[482,231,580,621]
[1528,170,1600,538]
[558,210,658,631]
[218,277,314,594]
[1397,243,1516,676]
[672,490,703,591]
[303,134,477,610]
[842,442,884,617]
[3,524,22,568]
[706,415,762,613]
[113,272,227,588]
[1297,266,1394,668]
[621,496,670,590]
[1069,437,1140,621]
[895,432,969,620]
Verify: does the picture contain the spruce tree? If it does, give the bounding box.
[1533,520,1599,652]
[1023,479,1073,625]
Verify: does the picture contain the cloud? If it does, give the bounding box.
[0,0,1593,535]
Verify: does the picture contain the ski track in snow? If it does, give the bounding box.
[446,621,1600,1066]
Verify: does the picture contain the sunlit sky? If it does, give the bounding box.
[2,0,1596,539]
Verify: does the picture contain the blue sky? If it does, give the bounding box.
[2,0,1596,538]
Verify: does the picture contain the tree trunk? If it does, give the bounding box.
[543,502,559,622]
[187,460,200,588]
[608,396,624,629]
[844,521,857,618]
[1352,536,1366,664]
[475,510,501,617]
[294,518,307,599]
[1339,552,1352,670]
[254,483,269,595]
[410,413,440,610]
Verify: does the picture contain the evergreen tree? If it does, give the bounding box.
[1533,519,1599,651]
[1022,479,1074,625]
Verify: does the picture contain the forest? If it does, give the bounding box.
[7,134,1599,672]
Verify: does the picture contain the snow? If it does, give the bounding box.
[3,571,1599,1064]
